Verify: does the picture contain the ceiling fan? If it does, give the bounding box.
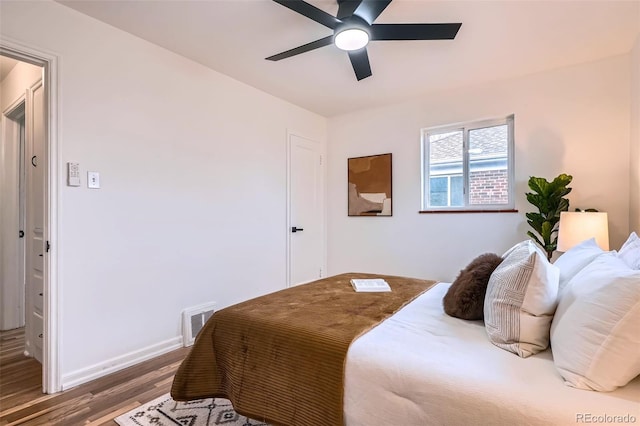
[266,0,462,81]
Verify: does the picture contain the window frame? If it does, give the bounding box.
[420,115,515,212]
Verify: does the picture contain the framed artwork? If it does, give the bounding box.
[348,153,392,216]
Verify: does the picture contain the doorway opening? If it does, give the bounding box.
[0,44,59,393]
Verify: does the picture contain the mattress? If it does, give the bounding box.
[344,282,640,426]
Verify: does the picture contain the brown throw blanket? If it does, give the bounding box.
[171,273,436,426]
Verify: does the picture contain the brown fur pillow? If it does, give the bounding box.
[443,253,503,320]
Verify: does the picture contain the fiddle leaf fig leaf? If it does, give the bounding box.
[528,177,547,195]
[557,198,570,214]
[526,193,544,210]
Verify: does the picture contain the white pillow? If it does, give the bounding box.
[618,232,640,270]
[553,238,604,292]
[484,240,559,357]
[550,252,640,391]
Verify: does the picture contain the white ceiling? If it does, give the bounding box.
[0,56,19,82]
[57,0,639,117]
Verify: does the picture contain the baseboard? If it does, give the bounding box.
[61,336,183,390]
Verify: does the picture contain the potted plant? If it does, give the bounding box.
[525,174,573,261]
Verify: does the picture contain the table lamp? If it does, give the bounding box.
[557,211,609,252]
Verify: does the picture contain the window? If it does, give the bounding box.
[421,115,514,211]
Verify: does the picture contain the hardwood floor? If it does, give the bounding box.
[0,328,190,425]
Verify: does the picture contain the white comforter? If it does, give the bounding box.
[344,282,640,426]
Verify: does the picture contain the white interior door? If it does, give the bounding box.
[288,134,324,287]
[0,101,26,331]
[24,80,45,363]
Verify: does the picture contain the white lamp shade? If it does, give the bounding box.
[557,212,609,252]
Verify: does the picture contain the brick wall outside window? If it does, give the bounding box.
[470,169,508,204]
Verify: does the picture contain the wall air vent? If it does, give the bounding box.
[182,302,216,347]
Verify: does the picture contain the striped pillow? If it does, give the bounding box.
[484,240,560,357]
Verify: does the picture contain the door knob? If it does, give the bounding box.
[291,227,304,233]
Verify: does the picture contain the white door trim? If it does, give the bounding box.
[286,132,292,288]
[1,38,60,394]
[286,131,326,288]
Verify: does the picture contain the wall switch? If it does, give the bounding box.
[87,171,100,189]
[67,162,80,187]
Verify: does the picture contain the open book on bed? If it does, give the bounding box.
[350,278,391,292]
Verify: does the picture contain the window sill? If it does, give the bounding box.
[419,209,519,214]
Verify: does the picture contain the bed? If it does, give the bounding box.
[171,270,640,426]
[345,282,640,425]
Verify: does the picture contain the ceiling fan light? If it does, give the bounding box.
[334,28,369,51]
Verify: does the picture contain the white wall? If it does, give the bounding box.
[0,60,43,330]
[0,0,326,386]
[327,56,631,282]
[630,36,639,233]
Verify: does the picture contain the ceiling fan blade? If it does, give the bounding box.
[371,23,462,40]
[337,0,363,20]
[353,0,392,25]
[273,0,341,29]
[348,48,372,81]
[266,35,334,61]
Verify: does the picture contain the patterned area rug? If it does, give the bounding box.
[114,394,270,426]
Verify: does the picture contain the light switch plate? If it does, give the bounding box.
[87,171,100,189]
